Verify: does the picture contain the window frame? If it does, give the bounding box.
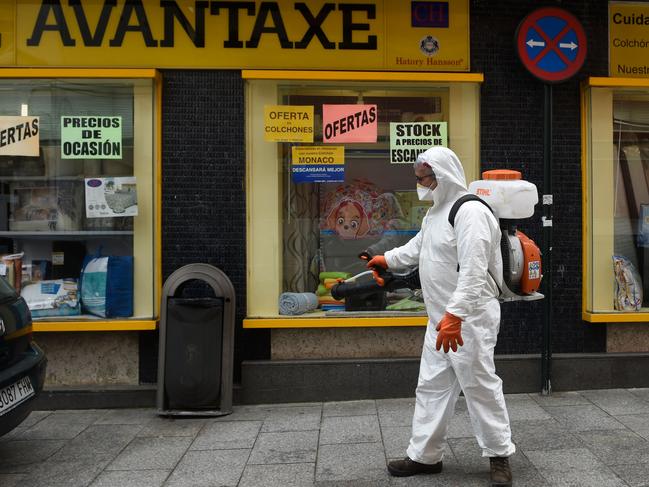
[582,76,649,323]
[0,68,162,332]
[243,70,483,328]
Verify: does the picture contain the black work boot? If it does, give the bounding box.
[387,457,442,477]
[490,456,512,486]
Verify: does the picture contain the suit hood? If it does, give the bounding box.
[415,147,468,206]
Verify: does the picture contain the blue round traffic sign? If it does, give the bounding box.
[516,7,587,83]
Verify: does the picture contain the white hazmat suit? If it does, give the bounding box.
[384,147,515,463]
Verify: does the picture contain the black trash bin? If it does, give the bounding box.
[157,264,235,417]
[165,297,224,410]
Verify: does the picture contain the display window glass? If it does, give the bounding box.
[0,75,158,322]
[246,78,480,320]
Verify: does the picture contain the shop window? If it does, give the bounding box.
[0,73,159,323]
[583,79,649,320]
[246,76,481,321]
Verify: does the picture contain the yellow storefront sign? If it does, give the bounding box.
[1,0,469,71]
[264,105,314,143]
[609,2,649,77]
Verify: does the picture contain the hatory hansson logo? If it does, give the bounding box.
[419,35,440,56]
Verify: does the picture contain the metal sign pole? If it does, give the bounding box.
[541,83,553,395]
[516,6,586,396]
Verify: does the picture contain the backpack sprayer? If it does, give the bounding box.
[330,170,544,308]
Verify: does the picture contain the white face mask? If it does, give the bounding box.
[417,182,435,201]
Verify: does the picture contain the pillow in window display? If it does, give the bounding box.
[320,179,405,240]
[613,254,642,311]
[21,278,81,318]
[9,181,83,232]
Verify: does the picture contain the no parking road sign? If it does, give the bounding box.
[516,7,587,83]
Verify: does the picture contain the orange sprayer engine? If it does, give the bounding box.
[469,170,544,302]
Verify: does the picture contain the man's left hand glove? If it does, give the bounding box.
[435,312,463,353]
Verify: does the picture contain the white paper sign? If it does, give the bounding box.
[85,177,138,218]
[0,116,40,156]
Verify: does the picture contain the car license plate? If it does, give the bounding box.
[0,376,35,416]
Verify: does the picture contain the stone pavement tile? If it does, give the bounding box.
[628,388,649,403]
[447,409,474,438]
[504,394,553,421]
[94,408,157,425]
[239,463,315,487]
[0,425,28,442]
[543,404,627,432]
[90,469,170,487]
[137,416,206,437]
[447,437,533,474]
[581,389,649,416]
[164,449,248,487]
[316,442,387,483]
[213,405,277,422]
[391,472,486,487]
[248,430,318,464]
[529,391,592,408]
[19,458,111,487]
[319,415,381,444]
[0,473,26,487]
[261,406,322,433]
[511,419,584,451]
[50,424,139,462]
[18,411,105,440]
[577,429,649,465]
[616,413,649,440]
[525,448,626,487]
[19,411,53,429]
[392,463,550,487]
[316,480,392,487]
[106,436,192,470]
[610,462,649,487]
[190,420,261,450]
[381,425,411,459]
[323,400,376,417]
[376,398,416,428]
[0,439,64,473]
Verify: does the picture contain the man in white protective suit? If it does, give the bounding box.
[366,147,515,487]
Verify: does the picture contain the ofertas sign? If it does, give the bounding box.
[292,146,345,183]
[60,116,122,159]
[0,116,40,157]
[609,2,649,77]
[323,105,377,143]
[264,105,314,143]
[390,122,447,163]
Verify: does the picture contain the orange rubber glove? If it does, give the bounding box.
[366,255,388,286]
[435,312,463,353]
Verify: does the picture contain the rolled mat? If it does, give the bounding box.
[279,292,319,315]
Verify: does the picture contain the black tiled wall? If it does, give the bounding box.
[139,70,269,384]
[472,0,609,353]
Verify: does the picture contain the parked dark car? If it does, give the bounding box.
[0,275,47,436]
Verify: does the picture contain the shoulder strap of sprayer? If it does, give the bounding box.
[448,194,493,227]
[448,194,502,296]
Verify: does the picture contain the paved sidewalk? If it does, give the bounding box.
[2,389,649,486]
